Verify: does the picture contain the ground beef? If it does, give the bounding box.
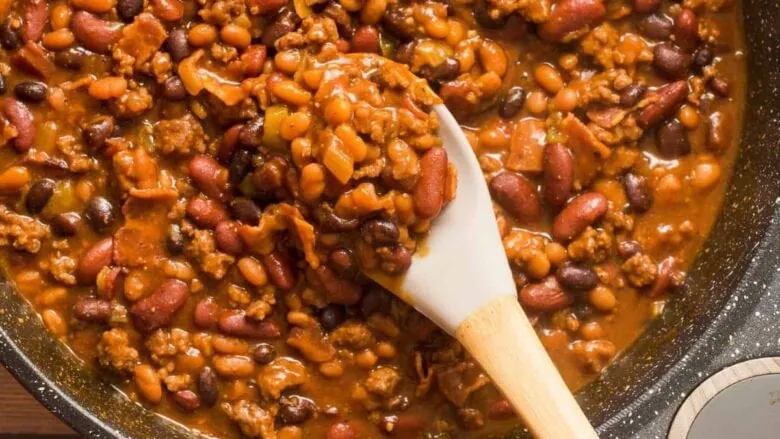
[329,321,375,350]
[0,206,50,253]
[365,367,401,397]
[458,408,485,430]
[164,374,193,392]
[145,328,192,362]
[155,115,207,156]
[258,357,307,399]
[567,227,612,263]
[97,328,139,374]
[222,400,277,439]
[621,253,658,287]
[184,228,235,279]
[48,254,77,285]
[111,87,154,119]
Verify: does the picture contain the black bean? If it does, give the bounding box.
[656,119,691,158]
[617,240,643,258]
[361,289,392,316]
[314,204,360,232]
[382,6,416,40]
[230,197,262,224]
[14,81,48,102]
[427,57,460,82]
[252,343,276,364]
[228,149,253,185]
[162,76,187,101]
[83,117,114,150]
[652,43,692,79]
[166,223,185,254]
[51,212,81,237]
[619,84,647,107]
[319,304,346,331]
[639,14,673,40]
[84,197,115,232]
[54,48,89,71]
[623,172,652,212]
[25,178,56,214]
[328,248,357,279]
[278,396,315,425]
[238,116,264,148]
[692,46,714,70]
[499,86,526,119]
[0,75,6,95]
[165,28,190,62]
[556,262,599,291]
[394,41,415,64]
[0,22,20,50]
[117,0,143,21]
[474,0,507,29]
[198,367,219,407]
[262,10,299,47]
[361,218,399,246]
[378,245,412,275]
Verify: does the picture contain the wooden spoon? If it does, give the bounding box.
[368,105,598,438]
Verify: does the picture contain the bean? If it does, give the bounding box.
[253,0,287,14]
[556,262,598,291]
[617,240,643,258]
[319,304,346,331]
[96,266,122,299]
[242,45,267,76]
[73,297,111,322]
[1,98,35,152]
[328,248,357,279]
[189,155,229,201]
[152,0,184,21]
[648,256,676,297]
[117,0,143,21]
[130,279,189,332]
[489,172,543,223]
[252,343,277,364]
[134,364,162,403]
[194,297,220,329]
[423,57,460,82]
[173,390,200,411]
[314,265,362,305]
[543,143,574,208]
[413,147,448,220]
[379,413,425,436]
[22,0,47,43]
[692,46,714,71]
[213,355,255,378]
[83,116,114,150]
[709,76,730,97]
[166,223,185,254]
[653,43,691,80]
[519,276,573,312]
[51,212,81,236]
[623,172,652,212]
[327,422,361,439]
[165,28,190,62]
[351,26,379,53]
[55,47,89,70]
[162,76,187,101]
[639,14,673,41]
[674,9,699,51]
[633,0,659,13]
[474,0,507,29]
[186,197,228,229]
[230,198,262,224]
[0,23,20,50]
[25,178,55,213]
[262,251,297,290]
[78,237,114,284]
[539,0,606,42]
[552,192,608,242]
[619,84,647,107]
[360,219,399,246]
[238,116,264,148]
[314,204,359,232]
[0,167,32,194]
[84,196,115,232]
[637,80,688,128]
[228,149,252,185]
[0,76,6,95]
[498,87,526,119]
[218,310,281,339]
[214,221,244,255]
[14,81,47,102]
[217,124,242,164]
[378,245,412,275]
[198,367,219,406]
[706,111,729,152]
[656,119,691,158]
[70,11,122,54]
[278,396,315,425]
[262,10,299,47]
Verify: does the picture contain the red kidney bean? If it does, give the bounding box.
[637,80,688,128]
[242,45,267,76]
[21,0,47,43]
[552,192,608,242]
[413,147,448,220]
[648,256,676,297]
[656,119,691,157]
[314,204,359,232]
[652,43,692,79]
[194,297,220,329]
[186,197,228,229]
[709,76,730,97]
[487,399,516,420]
[130,279,189,332]
[218,310,281,339]
[78,237,114,284]
[489,172,543,223]
[543,143,574,208]
[230,198,262,224]
[639,13,673,41]
[619,84,647,107]
[519,276,573,312]
[379,413,425,436]
[538,0,606,42]
[218,124,243,164]
[189,155,229,201]
[71,11,123,54]
[674,9,699,51]
[251,0,288,14]
[214,221,244,255]
[351,26,380,53]
[173,390,201,411]
[73,297,111,322]
[377,245,413,275]
[262,251,297,290]
[198,367,219,406]
[1,98,35,152]
[623,172,653,212]
[633,0,659,13]
[706,111,730,152]
[556,262,599,291]
[361,219,400,246]
[314,266,362,305]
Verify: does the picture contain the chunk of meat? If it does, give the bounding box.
[155,114,207,156]
[621,253,657,287]
[185,228,235,279]
[116,13,167,68]
[97,328,139,374]
[567,227,612,263]
[286,326,336,363]
[222,400,277,438]
[505,118,546,173]
[0,206,50,253]
[329,321,375,350]
[563,114,611,187]
[258,357,307,399]
[436,361,491,407]
[364,367,401,398]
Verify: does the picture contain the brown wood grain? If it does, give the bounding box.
[0,366,76,436]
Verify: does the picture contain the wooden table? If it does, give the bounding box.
[0,366,76,437]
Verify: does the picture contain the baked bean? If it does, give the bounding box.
[77,237,114,284]
[554,88,579,112]
[526,91,548,115]
[478,41,507,77]
[552,192,608,242]
[152,0,184,21]
[221,24,251,49]
[324,96,353,126]
[134,364,162,403]
[73,297,111,322]
[589,286,617,311]
[656,119,691,158]
[190,155,230,201]
[280,112,312,141]
[1,98,35,152]
[186,197,228,229]
[0,166,29,193]
[525,250,551,279]
[556,262,598,291]
[690,161,721,191]
[413,147,448,219]
[653,43,691,79]
[41,309,67,336]
[129,279,189,332]
[543,143,574,208]
[189,24,217,47]
[538,0,606,42]
[489,172,543,223]
[326,422,361,439]
[637,81,688,128]
[519,276,573,312]
[70,11,122,54]
[269,79,312,106]
[194,297,220,329]
[72,0,116,14]
[213,355,255,378]
[678,105,699,129]
[534,64,564,93]
[51,3,73,29]
[218,310,281,339]
[42,29,75,50]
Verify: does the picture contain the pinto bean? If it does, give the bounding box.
[314,265,362,305]
[552,192,608,242]
[73,297,111,322]
[556,262,598,291]
[637,80,688,128]
[543,143,574,208]
[189,155,229,201]
[22,0,47,43]
[1,98,35,152]
[214,221,244,255]
[262,251,297,290]
[519,276,573,312]
[186,197,228,229]
[129,279,189,332]
[198,367,219,406]
[70,11,122,54]
[413,147,448,220]
[674,9,699,51]
[489,172,543,223]
[623,172,653,212]
[653,43,691,79]
[539,0,606,42]
[633,0,659,13]
[213,355,255,378]
[78,237,114,284]
[218,310,281,338]
[194,297,220,329]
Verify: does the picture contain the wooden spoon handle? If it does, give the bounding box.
[455,294,598,439]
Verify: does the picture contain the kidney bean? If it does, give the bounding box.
[85,196,115,232]
[314,204,359,232]
[489,172,543,223]
[413,147,448,220]
[709,76,730,97]
[165,28,190,62]
[617,240,643,258]
[214,221,244,255]
[653,43,691,79]
[189,155,229,201]
[173,390,200,411]
[83,116,114,150]
[552,192,608,242]
[674,9,699,51]
[623,172,653,212]
[252,0,288,14]
[543,143,574,208]
[379,413,425,436]
[25,178,55,214]
[218,310,281,338]
[130,279,189,332]
[637,80,688,128]
[118,0,143,21]
[619,84,647,108]
[1,98,35,152]
[538,0,606,42]
[230,197,262,224]
[0,23,20,50]
[71,11,122,54]
[262,251,297,290]
[519,276,573,312]
[54,48,89,70]
[186,197,228,229]
[242,45,267,76]
[352,26,380,53]
[73,297,111,322]
[656,119,691,158]
[556,262,598,291]
[213,355,255,378]
[487,400,515,420]
[0,167,29,193]
[315,265,362,305]
[217,124,242,164]
[194,297,220,329]
[21,0,47,43]
[326,422,361,439]
[278,395,315,425]
[361,219,399,246]
[648,256,677,297]
[379,245,413,275]
[198,367,219,406]
[706,111,729,152]
[498,86,526,119]
[14,81,47,102]
[51,212,81,237]
[228,149,253,185]
[77,238,114,284]
[238,116,265,148]
[639,14,673,41]
[328,248,357,280]
[633,0,659,13]
[252,343,276,364]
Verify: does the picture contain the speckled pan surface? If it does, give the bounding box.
[1,1,779,438]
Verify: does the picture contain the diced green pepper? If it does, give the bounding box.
[263,105,290,150]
